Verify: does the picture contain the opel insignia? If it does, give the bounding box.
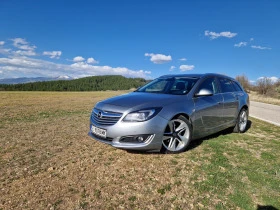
[88,73,249,153]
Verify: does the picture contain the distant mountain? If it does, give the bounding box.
[0,76,73,84]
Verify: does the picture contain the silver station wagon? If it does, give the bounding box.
[88,73,249,153]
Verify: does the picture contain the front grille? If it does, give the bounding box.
[91,108,122,126]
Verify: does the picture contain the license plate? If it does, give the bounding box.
[91,125,107,138]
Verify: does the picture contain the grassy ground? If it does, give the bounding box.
[0,91,279,209]
[249,91,280,106]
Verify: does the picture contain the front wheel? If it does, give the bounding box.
[161,115,192,154]
[233,108,248,133]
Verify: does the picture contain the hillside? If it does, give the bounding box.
[0,75,148,91]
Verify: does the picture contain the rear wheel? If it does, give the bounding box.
[161,115,192,154]
[233,108,248,133]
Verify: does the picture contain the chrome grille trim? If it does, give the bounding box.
[91,108,122,125]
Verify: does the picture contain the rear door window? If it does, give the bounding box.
[232,81,243,92]
[218,78,236,93]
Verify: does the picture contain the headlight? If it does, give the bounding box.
[123,107,162,122]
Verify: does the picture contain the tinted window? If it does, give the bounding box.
[197,77,219,94]
[170,79,196,93]
[219,78,235,93]
[145,80,168,92]
[137,77,198,95]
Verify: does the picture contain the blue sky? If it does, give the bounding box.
[0,0,279,82]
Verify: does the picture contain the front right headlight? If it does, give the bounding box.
[123,107,162,122]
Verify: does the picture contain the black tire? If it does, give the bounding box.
[233,108,248,133]
[160,115,192,154]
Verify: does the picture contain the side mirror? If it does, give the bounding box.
[195,89,213,97]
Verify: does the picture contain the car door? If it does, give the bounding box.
[192,77,224,137]
[218,77,239,125]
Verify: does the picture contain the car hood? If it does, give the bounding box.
[97,92,181,110]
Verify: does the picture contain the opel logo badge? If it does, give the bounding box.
[97,111,102,119]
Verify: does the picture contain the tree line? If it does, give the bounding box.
[2,74,278,96]
[0,75,148,91]
[236,74,280,97]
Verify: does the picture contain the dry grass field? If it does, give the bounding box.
[0,91,279,209]
[249,91,280,106]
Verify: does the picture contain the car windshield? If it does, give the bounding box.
[136,77,199,95]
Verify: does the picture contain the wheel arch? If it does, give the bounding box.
[242,104,248,110]
[240,105,249,114]
[171,113,193,129]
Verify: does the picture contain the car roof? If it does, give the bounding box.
[159,73,235,80]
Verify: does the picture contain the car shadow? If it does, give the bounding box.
[247,119,252,130]
[126,120,252,155]
[187,128,233,151]
[188,119,252,151]
[126,150,159,155]
[256,205,278,210]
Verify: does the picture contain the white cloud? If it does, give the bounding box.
[73,56,85,62]
[0,56,151,79]
[257,76,278,84]
[179,58,187,61]
[15,50,36,56]
[205,30,237,39]
[270,76,279,83]
[0,48,11,55]
[251,45,271,50]
[11,38,36,51]
[136,70,151,75]
[0,57,42,68]
[43,51,62,59]
[0,38,151,79]
[144,53,172,64]
[12,38,27,45]
[0,41,5,46]
[258,76,278,83]
[250,38,254,42]
[9,38,37,57]
[70,62,151,77]
[170,66,176,71]
[87,57,98,64]
[234,42,247,48]
[180,65,195,71]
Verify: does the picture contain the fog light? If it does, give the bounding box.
[137,136,144,142]
[120,134,153,143]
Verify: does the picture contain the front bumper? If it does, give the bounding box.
[88,115,168,151]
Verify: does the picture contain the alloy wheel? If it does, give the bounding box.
[239,110,248,132]
[162,118,190,152]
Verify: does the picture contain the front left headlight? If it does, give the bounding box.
[123,107,162,122]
